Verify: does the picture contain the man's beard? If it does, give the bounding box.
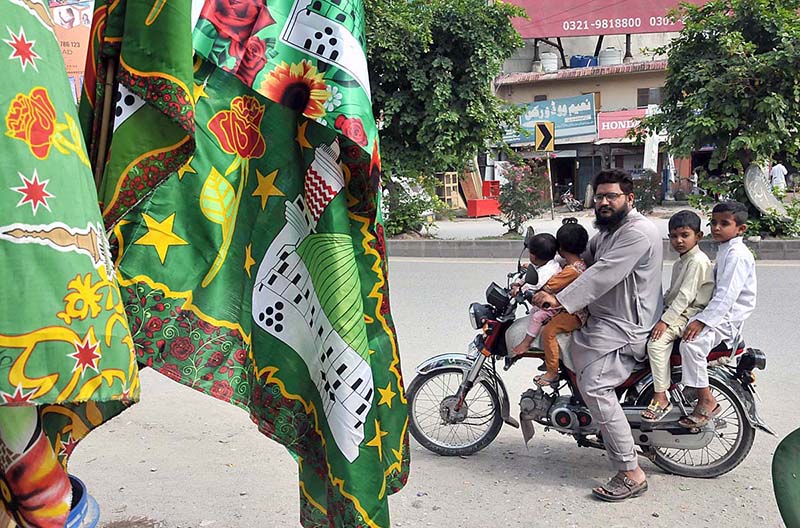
[594,205,630,231]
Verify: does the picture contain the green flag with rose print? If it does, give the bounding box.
[82,0,409,526]
[0,1,138,521]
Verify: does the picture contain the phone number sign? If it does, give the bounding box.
[509,0,707,38]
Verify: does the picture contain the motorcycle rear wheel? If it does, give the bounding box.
[640,376,755,478]
[407,368,503,456]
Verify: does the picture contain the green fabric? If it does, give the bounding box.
[773,427,800,527]
[0,0,138,464]
[80,1,410,526]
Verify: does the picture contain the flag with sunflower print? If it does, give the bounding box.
[81,0,409,526]
[0,0,138,525]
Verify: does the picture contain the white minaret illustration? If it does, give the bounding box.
[252,139,373,462]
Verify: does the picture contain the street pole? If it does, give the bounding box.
[546,156,555,219]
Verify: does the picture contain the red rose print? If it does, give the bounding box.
[161,363,182,382]
[210,380,234,401]
[206,351,225,367]
[169,337,196,361]
[236,37,267,86]
[144,316,163,336]
[233,348,247,364]
[334,115,368,147]
[207,96,266,159]
[200,0,275,59]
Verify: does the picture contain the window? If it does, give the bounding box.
[533,94,547,102]
[637,87,663,108]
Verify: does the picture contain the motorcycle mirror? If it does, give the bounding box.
[524,265,539,285]
[523,226,535,249]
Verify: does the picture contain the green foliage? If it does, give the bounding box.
[634,169,662,214]
[364,0,525,178]
[747,199,800,237]
[497,162,550,233]
[637,0,800,171]
[383,175,450,236]
[635,0,800,235]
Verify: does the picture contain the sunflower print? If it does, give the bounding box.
[261,60,328,119]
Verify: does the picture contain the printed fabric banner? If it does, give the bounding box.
[80,1,409,527]
[0,0,138,525]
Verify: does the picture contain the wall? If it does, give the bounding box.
[503,33,675,73]
[500,71,667,112]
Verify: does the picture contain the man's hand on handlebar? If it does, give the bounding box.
[533,291,560,310]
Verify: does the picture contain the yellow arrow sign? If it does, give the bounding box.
[535,121,555,152]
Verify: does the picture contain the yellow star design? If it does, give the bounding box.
[296,120,313,150]
[366,419,389,460]
[244,243,256,278]
[251,169,284,209]
[133,212,188,264]
[392,448,403,461]
[377,383,397,408]
[177,156,197,180]
[193,78,209,102]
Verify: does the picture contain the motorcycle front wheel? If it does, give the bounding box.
[640,375,755,478]
[407,368,503,456]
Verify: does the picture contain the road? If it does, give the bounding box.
[71,258,800,527]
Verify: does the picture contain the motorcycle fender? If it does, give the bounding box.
[415,353,519,429]
[708,368,776,436]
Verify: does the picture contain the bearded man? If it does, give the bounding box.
[534,169,663,501]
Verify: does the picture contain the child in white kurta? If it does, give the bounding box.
[679,201,756,428]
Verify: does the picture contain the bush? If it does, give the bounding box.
[497,162,550,233]
[633,169,661,214]
[383,174,449,237]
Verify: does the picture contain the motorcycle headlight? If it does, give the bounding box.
[468,302,492,329]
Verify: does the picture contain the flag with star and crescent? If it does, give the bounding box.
[79,0,409,526]
[0,0,138,494]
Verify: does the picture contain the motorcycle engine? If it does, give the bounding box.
[549,398,597,434]
[519,388,553,422]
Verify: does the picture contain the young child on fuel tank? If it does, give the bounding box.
[511,219,589,387]
[677,201,756,428]
[642,210,713,422]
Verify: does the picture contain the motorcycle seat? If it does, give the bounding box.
[668,339,746,366]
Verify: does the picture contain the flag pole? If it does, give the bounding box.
[92,57,117,193]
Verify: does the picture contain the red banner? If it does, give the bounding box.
[597,109,646,139]
[509,0,706,39]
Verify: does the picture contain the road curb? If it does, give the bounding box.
[387,238,800,260]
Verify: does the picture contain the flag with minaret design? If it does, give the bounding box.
[80,0,409,526]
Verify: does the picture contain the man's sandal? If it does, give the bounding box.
[591,474,648,502]
[678,403,721,428]
[641,400,673,422]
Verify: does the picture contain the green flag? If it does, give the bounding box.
[0,0,138,517]
[83,1,409,526]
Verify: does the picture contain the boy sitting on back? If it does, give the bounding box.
[678,201,756,428]
[642,210,713,422]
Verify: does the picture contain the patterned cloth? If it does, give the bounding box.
[0,0,139,524]
[80,1,409,526]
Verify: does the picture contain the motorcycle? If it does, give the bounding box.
[407,234,774,478]
[559,183,583,212]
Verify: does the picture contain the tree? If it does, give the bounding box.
[364,0,525,177]
[636,0,800,232]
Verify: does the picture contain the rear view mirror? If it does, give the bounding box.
[523,226,535,249]
[525,265,539,285]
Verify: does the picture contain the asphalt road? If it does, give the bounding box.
[71,258,800,528]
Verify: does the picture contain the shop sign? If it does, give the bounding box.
[597,109,647,140]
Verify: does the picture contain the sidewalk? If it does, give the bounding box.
[387,203,800,260]
[427,203,708,241]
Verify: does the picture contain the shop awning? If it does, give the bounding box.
[594,137,637,145]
